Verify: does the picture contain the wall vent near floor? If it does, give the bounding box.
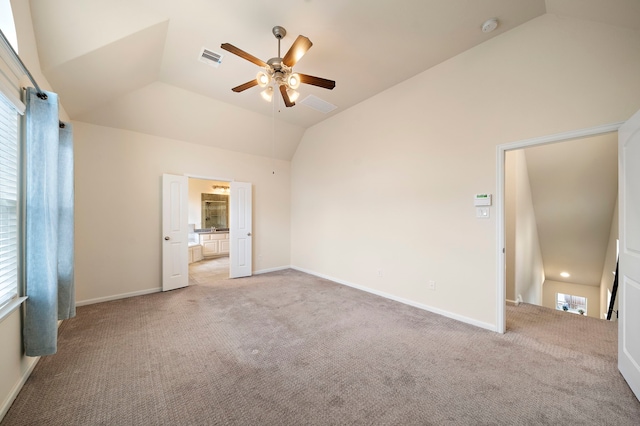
[199,47,223,68]
[299,95,337,114]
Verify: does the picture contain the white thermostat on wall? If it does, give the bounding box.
[474,193,492,206]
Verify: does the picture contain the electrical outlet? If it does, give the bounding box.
[428,280,436,290]
[378,269,383,278]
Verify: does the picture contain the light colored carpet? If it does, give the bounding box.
[2,269,639,425]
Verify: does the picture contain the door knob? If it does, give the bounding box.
[247,232,252,236]
[164,236,170,240]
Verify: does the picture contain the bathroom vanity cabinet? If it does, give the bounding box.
[200,232,230,257]
[188,245,203,264]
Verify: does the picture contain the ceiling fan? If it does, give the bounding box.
[221,26,335,108]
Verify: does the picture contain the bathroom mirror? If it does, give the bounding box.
[201,193,229,229]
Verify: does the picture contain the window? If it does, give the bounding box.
[0,94,18,308]
[0,0,19,52]
[556,293,587,315]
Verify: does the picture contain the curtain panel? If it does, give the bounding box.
[57,122,75,319]
[23,87,75,357]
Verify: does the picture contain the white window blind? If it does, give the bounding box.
[0,95,18,308]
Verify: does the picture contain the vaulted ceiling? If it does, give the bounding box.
[25,0,640,160]
[524,133,618,288]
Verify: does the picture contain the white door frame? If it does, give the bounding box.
[495,122,623,333]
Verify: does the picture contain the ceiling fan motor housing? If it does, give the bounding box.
[267,57,283,71]
[266,57,292,85]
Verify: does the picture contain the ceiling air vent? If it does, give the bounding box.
[199,47,223,68]
[299,94,337,114]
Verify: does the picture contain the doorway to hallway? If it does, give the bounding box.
[496,122,623,333]
[504,134,618,320]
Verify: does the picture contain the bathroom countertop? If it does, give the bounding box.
[194,229,229,234]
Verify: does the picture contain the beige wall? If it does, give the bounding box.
[506,150,544,305]
[542,280,601,319]
[73,122,291,304]
[600,199,619,319]
[505,151,517,302]
[0,310,38,419]
[290,14,640,329]
[513,150,544,305]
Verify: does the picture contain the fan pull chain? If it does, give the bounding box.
[272,89,276,175]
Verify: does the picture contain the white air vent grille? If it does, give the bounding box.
[299,95,337,114]
[199,47,223,68]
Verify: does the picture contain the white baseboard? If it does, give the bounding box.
[254,265,291,275]
[75,267,291,306]
[76,288,161,307]
[74,266,291,305]
[506,299,518,306]
[75,267,497,332]
[0,355,39,422]
[291,266,497,332]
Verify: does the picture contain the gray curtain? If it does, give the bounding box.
[23,87,75,357]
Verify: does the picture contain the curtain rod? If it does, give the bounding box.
[0,28,47,99]
[0,29,66,128]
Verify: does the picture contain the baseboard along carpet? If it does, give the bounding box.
[2,269,639,425]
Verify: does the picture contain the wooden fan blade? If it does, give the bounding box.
[298,73,336,90]
[220,43,268,67]
[279,85,295,107]
[282,35,312,67]
[232,80,258,93]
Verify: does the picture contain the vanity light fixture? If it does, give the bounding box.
[212,185,230,195]
[560,272,570,278]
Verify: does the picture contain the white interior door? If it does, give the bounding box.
[619,108,640,400]
[162,173,189,291]
[229,181,252,278]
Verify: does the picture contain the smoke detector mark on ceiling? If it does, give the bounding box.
[299,95,337,114]
[199,47,223,68]
[481,18,498,33]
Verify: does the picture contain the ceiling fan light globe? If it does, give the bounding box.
[287,73,301,90]
[287,88,300,102]
[257,71,271,88]
[260,86,274,102]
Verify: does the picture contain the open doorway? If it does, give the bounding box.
[504,134,618,320]
[496,122,623,333]
[188,177,230,284]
